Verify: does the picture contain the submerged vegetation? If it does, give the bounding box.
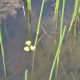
[0,0,80,80]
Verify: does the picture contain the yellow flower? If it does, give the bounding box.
[30,45,36,51]
[24,40,36,52]
[24,46,30,52]
[25,41,31,46]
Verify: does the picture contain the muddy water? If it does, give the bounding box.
[0,0,80,80]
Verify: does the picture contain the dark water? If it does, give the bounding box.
[0,0,80,80]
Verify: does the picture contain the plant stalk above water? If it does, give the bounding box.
[60,0,66,40]
[0,28,7,79]
[34,0,45,47]
[31,0,45,80]
[27,0,32,24]
[25,69,28,80]
[68,0,79,36]
[49,25,66,80]
[49,0,66,80]
[53,0,60,21]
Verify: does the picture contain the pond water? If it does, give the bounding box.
[0,0,80,80]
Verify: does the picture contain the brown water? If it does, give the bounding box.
[0,0,80,80]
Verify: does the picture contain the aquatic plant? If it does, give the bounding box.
[60,0,66,40]
[53,0,60,79]
[18,0,80,80]
[22,0,32,38]
[67,0,79,47]
[24,0,45,80]
[53,0,60,21]
[49,25,66,80]
[68,0,79,36]
[24,69,28,80]
[26,0,32,24]
[0,28,7,79]
[24,40,36,52]
[53,0,60,47]
[34,0,45,47]
[49,0,66,80]
[31,0,45,79]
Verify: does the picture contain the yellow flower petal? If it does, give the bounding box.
[24,46,30,52]
[25,41,31,46]
[30,45,36,51]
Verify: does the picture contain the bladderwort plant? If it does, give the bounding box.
[31,0,45,80]
[24,0,45,80]
[24,40,36,52]
[49,0,66,80]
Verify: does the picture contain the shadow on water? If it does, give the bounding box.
[0,0,80,80]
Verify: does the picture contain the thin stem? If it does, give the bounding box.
[0,28,7,79]
[49,26,66,80]
[68,0,79,36]
[25,69,28,80]
[60,0,66,40]
[31,53,35,80]
[34,0,45,46]
[31,1,45,80]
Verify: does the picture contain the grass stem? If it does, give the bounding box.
[25,69,28,80]
[49,26,66,80]
[0,28,7,79]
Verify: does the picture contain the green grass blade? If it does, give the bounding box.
[0,28,7,78]
[53,0,60,45]
[49,0,66,79]
[53,0,60,20]
[26,0,32,37]
[60,0,66,40]
[68,0,79,35]
[55,53,59,80]
[27,0,32,24]
[55,0,60,14]
[31,1,45,80]
[25,69,28,80]
[34,0,45,46]
[49,26,67,80]
[27,0,31,13]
